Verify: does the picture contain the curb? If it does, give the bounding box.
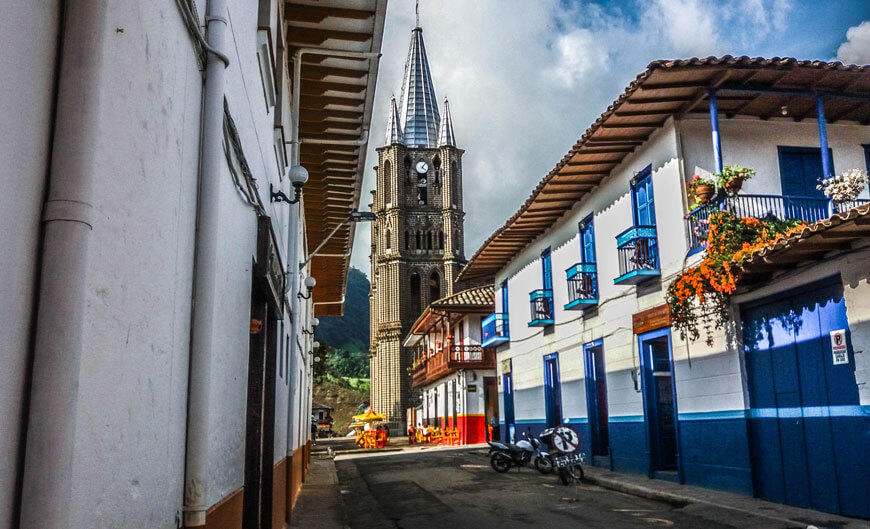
[582,474,690,508]
[583,474,819,529]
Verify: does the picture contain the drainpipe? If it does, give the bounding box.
[19,2,108,527]
[183,0,230,525]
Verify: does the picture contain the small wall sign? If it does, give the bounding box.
[467,385,477,392]
[831,329,848,365]
[632,304,672,335]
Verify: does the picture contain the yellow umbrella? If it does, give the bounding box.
[352,407,386,423]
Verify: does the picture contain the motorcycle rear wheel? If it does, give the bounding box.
[558,464,584,485]
[534,455,555,474]
[490,452,512,473]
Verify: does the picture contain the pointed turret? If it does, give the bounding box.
[438,98,456,147]
[384,96,404,146]
[398,27,440,148]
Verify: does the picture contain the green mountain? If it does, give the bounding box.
[316,267,370,376]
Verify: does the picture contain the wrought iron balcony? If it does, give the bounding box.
[528,289,554,326]
[614,226,659,285]
[565,263,598,309]
[685,194,870,254]
[481,312,510,348]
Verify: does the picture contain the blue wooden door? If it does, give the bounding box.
[633,171,656,226]
[639,329,678,472]
[584,341,609,456]
[543,353,562,427]
[502,372,515,442]
[778,147,832,222]
[742,278,867,518]
[581,219,596,263]
[541,248,553,290]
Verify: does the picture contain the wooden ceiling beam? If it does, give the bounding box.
[613,109,673,117]
[599,121,664,128]
[566,160,617,166]
[286,5,374,23]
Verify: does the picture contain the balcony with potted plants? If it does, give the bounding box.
[685,166,869,254]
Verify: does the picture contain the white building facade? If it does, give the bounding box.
[460,58,870,519]
[0,2,386,529]
[405,286,499,444]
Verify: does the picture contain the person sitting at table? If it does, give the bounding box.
[421,423,430,443]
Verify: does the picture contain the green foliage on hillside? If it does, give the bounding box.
[315,267,370,377]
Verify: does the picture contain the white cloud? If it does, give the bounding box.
[836,21,870,65]
[349,0,828,276]
[550,28,610,88]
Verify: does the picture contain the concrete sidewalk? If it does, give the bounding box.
[581,465,868,529]
[289,456,347,529]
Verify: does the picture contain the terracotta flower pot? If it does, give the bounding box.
[693,184,715,203]
[723,178,743,194]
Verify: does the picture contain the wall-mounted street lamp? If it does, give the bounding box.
[302,317,319,335]
[297,275,316,299]
[271,165,309,204]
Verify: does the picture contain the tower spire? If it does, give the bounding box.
[438,98,456,147]
[384,95,404,145]
[415,0,420,28]
[398,24,440,148]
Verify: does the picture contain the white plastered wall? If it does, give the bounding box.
[495,120,683,423]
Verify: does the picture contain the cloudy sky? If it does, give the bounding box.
[350,0,870,275]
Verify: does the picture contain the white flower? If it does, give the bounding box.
[818,168,868,202]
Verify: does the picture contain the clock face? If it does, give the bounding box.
[415,160,429,174]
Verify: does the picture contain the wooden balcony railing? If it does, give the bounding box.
[411,344,496,387]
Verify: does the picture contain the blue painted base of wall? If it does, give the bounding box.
[679,417,752,495]
[502,414,755,498]
[608,419,647,475]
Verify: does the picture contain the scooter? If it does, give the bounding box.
[487,428,554,474]
[540,419,585,485]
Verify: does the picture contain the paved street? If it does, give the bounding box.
[334,448,803,529]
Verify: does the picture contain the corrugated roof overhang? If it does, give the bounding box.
[286,0,387,316]
[459,56,870,283]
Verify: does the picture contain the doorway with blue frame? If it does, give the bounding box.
[637,328,680,481]
[584,340,610,465]
[501,360,516,443]
[543,353,563,428]
[778,146,834,222]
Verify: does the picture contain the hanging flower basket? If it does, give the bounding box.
[716,165,755,195]
[686,174,716,206]
[818,168,868,207]
[694,184,716,203]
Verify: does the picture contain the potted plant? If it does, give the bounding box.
[817,168,868,211]
[686,174,716,205]
[715,165,755,194]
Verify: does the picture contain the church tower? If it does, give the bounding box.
[369,23,466,430]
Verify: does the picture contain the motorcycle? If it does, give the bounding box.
[540,420,585,485]
[487,428,554,474]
